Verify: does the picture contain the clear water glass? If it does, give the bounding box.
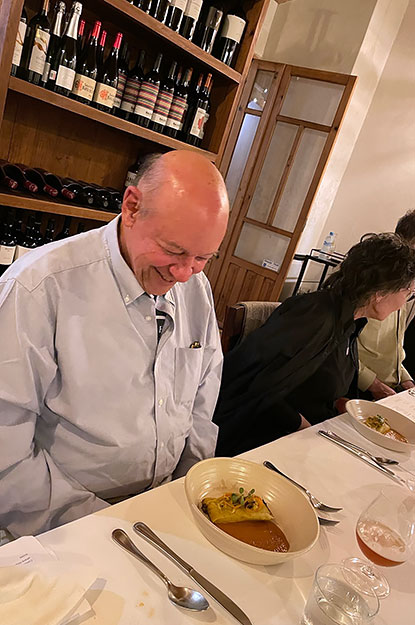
[301,563,379,625]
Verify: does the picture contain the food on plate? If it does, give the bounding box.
[201,488,290,552]
[364,414,408,443]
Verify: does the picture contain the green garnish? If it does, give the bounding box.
[230,487,256,506]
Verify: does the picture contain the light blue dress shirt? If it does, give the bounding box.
[0,216,222,536]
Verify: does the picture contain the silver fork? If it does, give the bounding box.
[263,460,342,513]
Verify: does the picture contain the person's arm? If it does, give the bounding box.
[0,279,108,537]
[173,284,222,478]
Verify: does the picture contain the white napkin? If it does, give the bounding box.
[0,537,95,625]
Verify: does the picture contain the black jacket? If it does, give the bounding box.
[214,289,364,456]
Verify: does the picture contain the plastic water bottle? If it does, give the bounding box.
[319,232,336,257]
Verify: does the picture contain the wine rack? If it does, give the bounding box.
[0,0,271,222]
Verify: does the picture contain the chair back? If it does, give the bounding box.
[221,301,281,353]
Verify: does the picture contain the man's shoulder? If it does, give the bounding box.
[1,227,108,293]
[172,272,214,307]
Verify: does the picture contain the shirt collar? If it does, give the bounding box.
[104,215,175,307]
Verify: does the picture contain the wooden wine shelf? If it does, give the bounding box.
[8,77,218,161]
[101,0,242,84]
[0,191,117,222]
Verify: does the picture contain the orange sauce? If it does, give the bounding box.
[215,520,289,552]
[385,429,408,443]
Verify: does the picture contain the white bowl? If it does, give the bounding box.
[184,457,320,566]
[346,399,415,453]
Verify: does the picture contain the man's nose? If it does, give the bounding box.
[168,260,194,282]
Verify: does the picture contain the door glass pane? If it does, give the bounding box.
[247,70,274,111]
[280,76,345,125]
[272,128,327,233]
[247,122,297,223]
[226,114,260,208]
[234,222,290,270]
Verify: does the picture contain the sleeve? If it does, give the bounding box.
[358,360,377,391]
[173,282,222,478]
[0,278,109,537]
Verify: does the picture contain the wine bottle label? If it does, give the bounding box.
[93,83,117,109]
[125,170,138,187]
[166,94,187,130]
[171,0,186,9]
[134,82,160,119]
[120,76,141,113]
[184,0,202,20]
[56,65,76,90]
[151,89,174,125]
[189,107,208,139]
[12,20,27,67]
[15,245,31,260]
[28,28,50,75]
[113,72,127,109]
[0,244,15,265]
[72,74,96,101]
[221,15,246,43]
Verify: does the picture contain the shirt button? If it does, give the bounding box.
[160,442,165,449]
[158,398,164,406]
[124,294,130,303]
[145,315,152,321]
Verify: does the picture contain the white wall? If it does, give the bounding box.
[318,0,415,254]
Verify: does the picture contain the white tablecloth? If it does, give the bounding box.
[17,393,415,623]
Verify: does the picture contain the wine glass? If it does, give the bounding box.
[356,486,415,567]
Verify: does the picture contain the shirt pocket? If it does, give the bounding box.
[174,347,209,404]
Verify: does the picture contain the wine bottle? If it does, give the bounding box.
[11,7,28,77]
[164,66,192,138]
[119,49,144,121]
[71,20,101,104]
[182,72,212,146]
[134,52,162,128]
[214,8,246,66]
[92,32,122,113]
[40,1,66,87]
[196,4,223,54]
[151,60,177,133]
[22,215,38,250]
[0,212,17,275]
[107,189,123,212]
[19,0,51,85]
[134,0,152,12]
[165,0,186,31]
[150,0,171,22]
[97,29,107,70]
[0,164,19,190]
[48,1,83,96]
[179,0,203,41]
[43,217,56,243]
[86,183,110,209]
[112,39,130,116]
[63,179,94,205]
[124,159,141,187]
[77,18,85,59]
[15,164,59,197]
[33,168,76,199]
[76,222,85,234]
[0,161,38,193]
[55,216,71,240]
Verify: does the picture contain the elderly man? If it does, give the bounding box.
[0,150,229,537]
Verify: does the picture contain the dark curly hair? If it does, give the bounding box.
[395,209,415,245]
[322,233,415,308]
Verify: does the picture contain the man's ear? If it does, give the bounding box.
[121,186,143,228]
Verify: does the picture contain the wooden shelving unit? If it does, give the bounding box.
[0,0,271,227]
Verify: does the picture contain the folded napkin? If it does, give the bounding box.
[0,537,96,625]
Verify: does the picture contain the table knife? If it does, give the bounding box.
[133,522,253,625]
[318,430,404,484]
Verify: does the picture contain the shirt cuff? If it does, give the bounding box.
[358,364,377,391]
[400,367,413,384]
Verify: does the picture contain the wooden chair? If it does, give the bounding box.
[221,301,281,354]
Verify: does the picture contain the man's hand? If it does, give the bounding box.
[298,414,311,430]
[401,380,415,390]
[368,377,396,400]
[334,397,349,415]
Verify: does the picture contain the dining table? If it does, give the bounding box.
[5,391,415,625]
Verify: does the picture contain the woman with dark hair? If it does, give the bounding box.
[214,233,415,457]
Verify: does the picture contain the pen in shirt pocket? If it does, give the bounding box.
[189,341,202,349]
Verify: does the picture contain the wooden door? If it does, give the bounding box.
[207,60,356,323]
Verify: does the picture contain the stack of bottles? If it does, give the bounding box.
[11,0,223,147]
[0,160,122,213]
[0,209,85,275]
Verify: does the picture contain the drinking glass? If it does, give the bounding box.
[356,486,415,567]
[301,563,379,625]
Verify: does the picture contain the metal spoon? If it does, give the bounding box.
[112,529,209,612]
